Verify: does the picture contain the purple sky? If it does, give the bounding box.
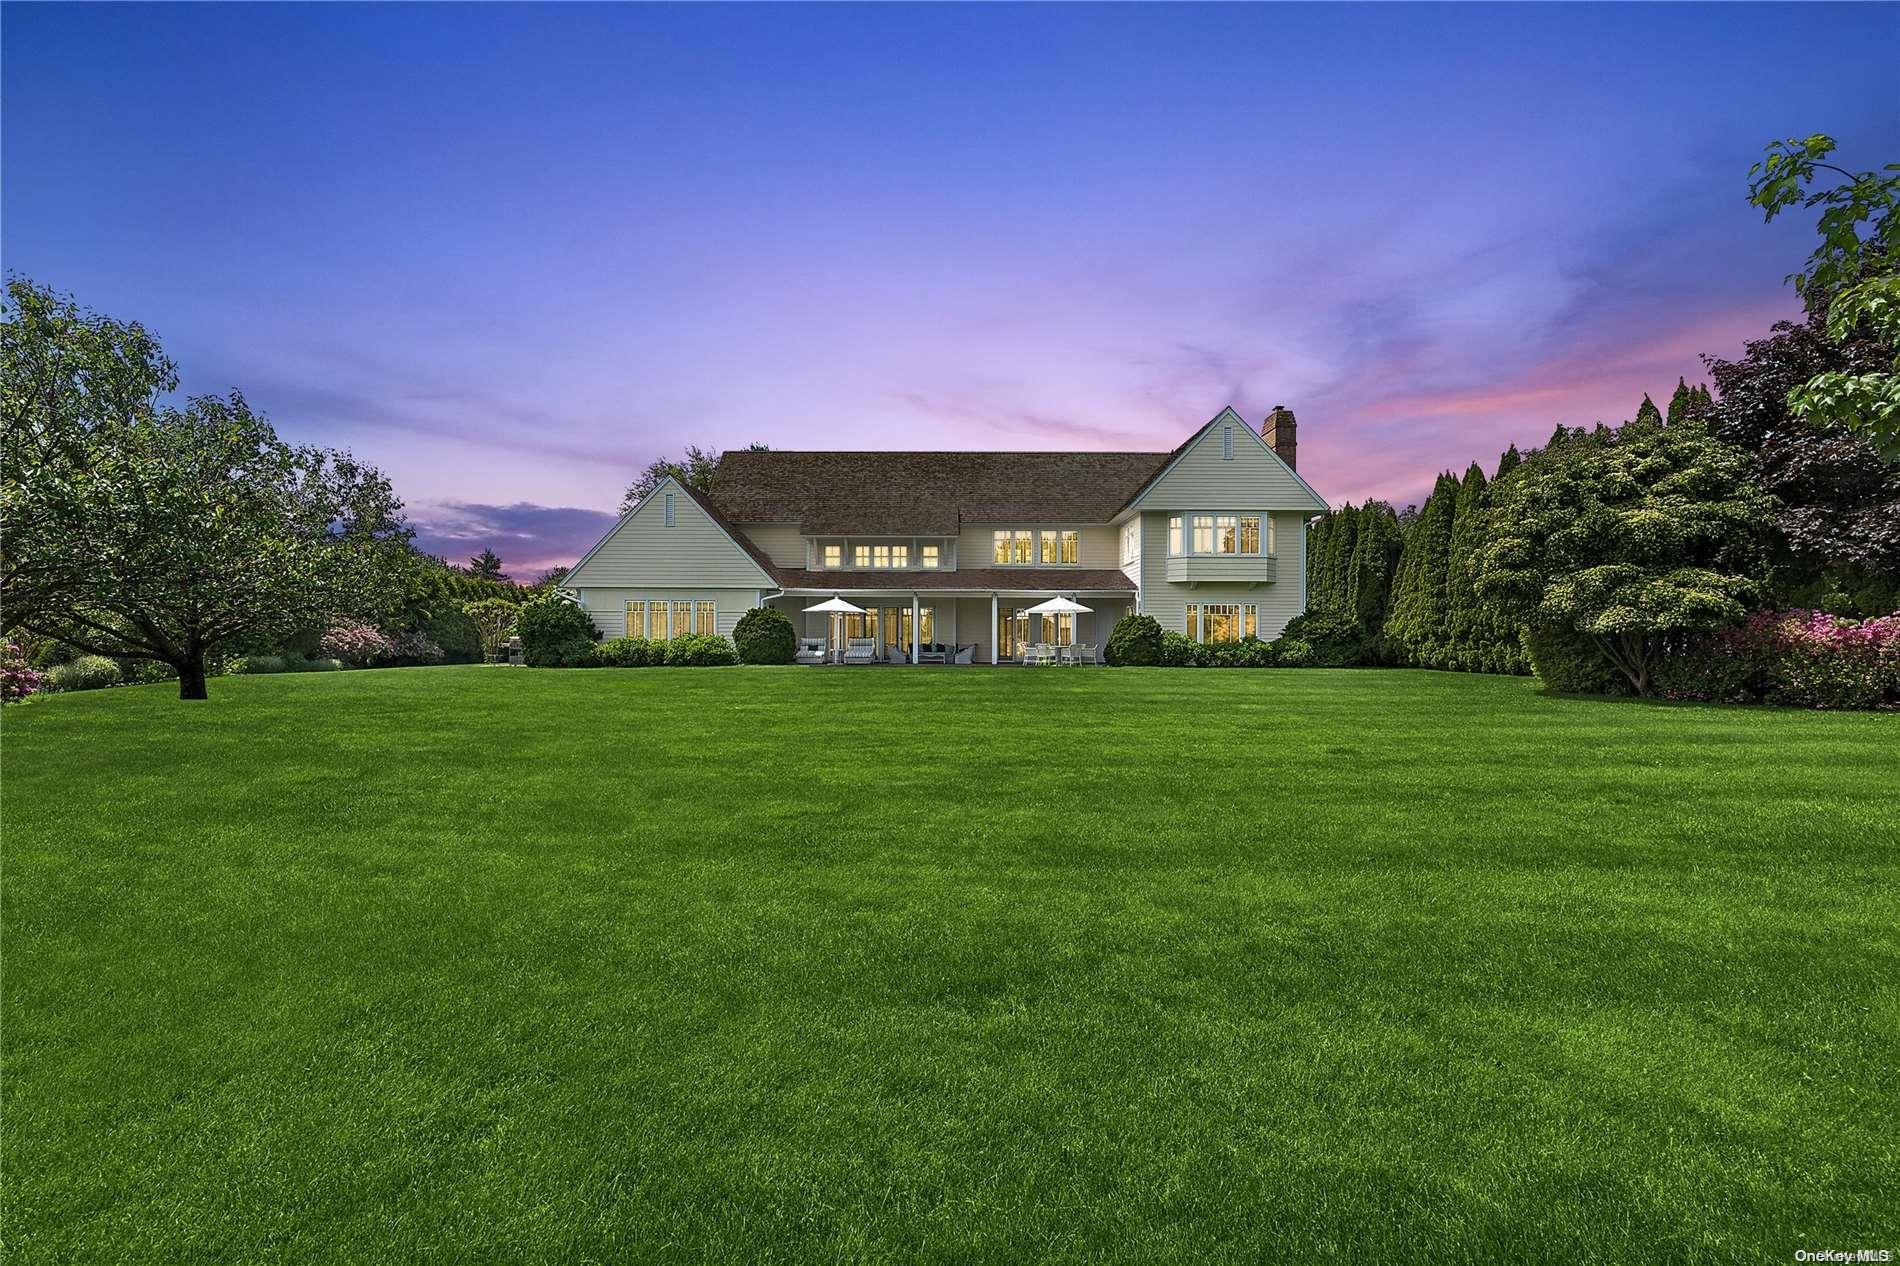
[6,3,1897,575]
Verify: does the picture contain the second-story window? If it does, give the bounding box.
[823,543,841,568]
[1216,515,1237,554]
[1040,530,1059,564]
[891,545,909,568]
[922,544,939,568]
[1120,520,1138,564]
[853,544,871,567]
[1192,515,1214,553]
[993,531,1010,564]
[1061,530,1078,563]
[873,544,890,568]
[1169,516,1182,555]
[1012,531,1032,564]
[1240,516,1261,554]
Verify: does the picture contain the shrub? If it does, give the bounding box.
[1203,636,1278,668]
[382,630,445,666]
[515,596,600,667]
[596,637,660,668]
[1660,610,1900,710]
[2,641,45,703]
[318,620,395,667]
[47,654,124,691]
[1282,611,1378,667]
[1522,626,1623,695]
[28,640,78,668]
[418,609,483,664]
[732,607,796,665]
[663,633,740,667]
[1275,637,1314,667]
[299,657,345,672]
[1105,614,1163,667]
[1158,630,1199,667]
[228,655,289,675]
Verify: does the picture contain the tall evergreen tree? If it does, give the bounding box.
[1664,377,1715,425]
[1495,444,1522,479]
[1343,501,1403,632]
[1384,471,1461,665]
[1633,394,1664,429]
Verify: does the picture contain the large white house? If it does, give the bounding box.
[561,406,1328,662]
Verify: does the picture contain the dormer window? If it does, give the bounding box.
[823,543,841,568]
[922,544,939,568]
[663,493,676,526]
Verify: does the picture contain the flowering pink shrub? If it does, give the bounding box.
[383,630,444,665]
[317,620,394,667]
[1658,610,1900,710]
[1,641,45,704]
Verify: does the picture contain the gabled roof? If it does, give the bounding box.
[1117,406,1329,514]
[708,449,1174,535]
[563,473,776,589]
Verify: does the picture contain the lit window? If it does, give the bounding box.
[993,531,1010,564]
[873,544,890,568]
[1040,530,1059,564]
[1012,531,1032,564]
[1245,604,1257,639]
[663,493,676,527]
[1203,604,1240,642]
[1222,424,1234,460]
[1061,530,1078,564]
[823,544,841,568]
[672,601,691,636]
[646,603,667,639]
[922,544,939,568]
[625,600,645,637]
[1240,516,1261,554]
[1217,515,1237,554]
[1192,515,1213,554]
[854,544,871,567]
[1168,516,1182,555]
[695,601,715,635]
[1267,516,1276,554]
[892,545,909,568]
[1120,521,1138,564]
[1186,605,1199,641]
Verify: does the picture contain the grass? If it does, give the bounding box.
[3,665,1896,1263]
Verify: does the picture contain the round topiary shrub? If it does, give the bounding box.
[663,633,740,667]
[732,607,796,664]
[1105,614,1163,666]
[515,595,600,667]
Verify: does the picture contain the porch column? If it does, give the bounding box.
[911,593,920,664]
[990,593,998,664]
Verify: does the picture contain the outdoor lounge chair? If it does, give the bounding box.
[1070,643,1100,665]
[795,637,827,665]
[950,644,975,665]
[916,643,947,664]
[844,638,876,665]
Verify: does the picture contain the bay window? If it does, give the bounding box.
[1216,515,1237,554]
[1169,516,1182,555]
[1168,512,1271,555]
[1240,516,1261,554]
[1191,515,1214,553]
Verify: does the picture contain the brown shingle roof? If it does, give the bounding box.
[769,567,1136,592]
[708,449,1173,535]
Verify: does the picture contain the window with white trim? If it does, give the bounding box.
[663,493,676,527]
[1222,424,1234,460]
[1184,603,1258,642]
[1168,516,1182,555]
[993,527,1076,566]
[1119,520,1138,565]
[853,544,871,567]
[891,544,909,568]
[921,544,939,568]
[1168,512,1272,556]
[823,543,842,568]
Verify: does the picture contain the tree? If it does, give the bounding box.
[1703,296,1900,615]
[619,441,769,515]
[1666,377,1714,425]
[462,597,520,664]
[1633,394,1664,429]
[1747,134,1899,460]
[1474,417,1773,696]
[466,547,508,582]
[2,279,412,699]
[538,565,570,589]
[1342,502,1403,633]
[1384,471,1460,665]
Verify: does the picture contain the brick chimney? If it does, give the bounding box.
[1264,405,1298,469]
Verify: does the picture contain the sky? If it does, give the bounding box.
[6,3,1898,575]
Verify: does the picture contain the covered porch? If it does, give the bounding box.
[768,588,1133,665]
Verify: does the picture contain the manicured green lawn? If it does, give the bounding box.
[4,666,1896,1262]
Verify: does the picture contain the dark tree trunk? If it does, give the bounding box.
[177,651,209,700]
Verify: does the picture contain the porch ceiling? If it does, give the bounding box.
[772,566,1134,593]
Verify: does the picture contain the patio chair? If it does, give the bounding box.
[886,644,909,664]
[1027,642,1058,666]
[844,637,876,665]
[1071,643,1100,665]
[917,643,947,664]
[951,644,975,665]
[795,637,827,665]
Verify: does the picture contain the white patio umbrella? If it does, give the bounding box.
[802,596,867,662]
[1024,595,1093,654]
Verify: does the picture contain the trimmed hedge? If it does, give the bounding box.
[1281,611,1379,667]
[733,607,796,665]
[228,655,290,675]
[1158,630,1198,667]
[596,637,663,668]
[1105,615,1163,667]
[664,634,740,667]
